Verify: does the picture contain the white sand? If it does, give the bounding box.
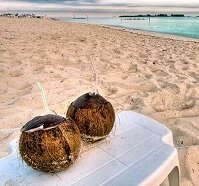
[0,17,199,185]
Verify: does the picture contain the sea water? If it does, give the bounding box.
[63,16,199,39]
[2,9,199,39]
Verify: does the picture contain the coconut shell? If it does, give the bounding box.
[19,114,81,173]
[67,92,115,142]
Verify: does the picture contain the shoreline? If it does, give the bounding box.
[105,25,199,43]
[63,19,199,43]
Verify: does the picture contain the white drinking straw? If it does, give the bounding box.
[37,82,50,114]
[90,61,99,94]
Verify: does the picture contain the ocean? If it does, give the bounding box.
[1,8,199,39]
[63,16,199,39]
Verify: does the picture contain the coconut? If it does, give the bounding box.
[19,114,81,173]
[66,92,115,142]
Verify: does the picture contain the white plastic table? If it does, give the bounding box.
[0,111,180,186]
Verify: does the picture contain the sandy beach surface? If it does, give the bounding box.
[0,17,199,185]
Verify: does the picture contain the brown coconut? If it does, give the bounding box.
[66,92,115,142]
[19,114,81,173]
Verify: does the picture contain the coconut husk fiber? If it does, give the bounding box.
[19,114,81,173]
[67,92,115,142]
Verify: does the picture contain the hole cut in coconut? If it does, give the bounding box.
[19,114,81,173]
[21,114,66,133]
[72,92,108,109]
[67,92,115,142]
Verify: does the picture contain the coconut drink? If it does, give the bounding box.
[66,92,115,142]
[19,114,81,173]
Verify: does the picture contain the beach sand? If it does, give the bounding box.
[0,17,199,185]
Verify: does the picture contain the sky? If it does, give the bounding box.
[0,0,199,11]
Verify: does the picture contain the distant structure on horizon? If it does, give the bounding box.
[119,14,185,18]
[0,13,58,20]
[73,14,88,20]
[171,14,185,17]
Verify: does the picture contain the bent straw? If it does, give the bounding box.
[90,61,99,94]
[37,82,50,114]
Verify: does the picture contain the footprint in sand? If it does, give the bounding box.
[100,57,110,64]
[128,64,137,73]
[138,52,148,59]
[77,36,87,42]
[176,75,186,81]
[158,81,180,94]
[185,88,196,100]
[150,90,192,113]
[15,94,32,107]
[102,81,132,90]
[168,64,176,71]
[0,60,6,64]
[166,83,180,94]
[144,73,153,79]
[10,60,22,66]
[181,59,189,65]
[137,92,149,98]
[112,48,123,55]
[180,100,196,110]
[130,97,146,108]
[1,93,18,106]
[9,70,24,77]
[33,65,45,74]
[174,119,199,146]
[192,63,197,68]
[172,97,196,111]
[150,92,168,112]
[0,80,8,95]
[188,71,199,82]
[156,70,169,77]
[9,80,32,91]
[17,86,33,97]
[106,86,118,96]
[135,82,158,93]
[150,66,160,73]
[0,67,5,77]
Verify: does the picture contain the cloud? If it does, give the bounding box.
[98,0,199,6]
[0,0,97,3]
[0,0,199,11]
[1,0,199,5]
